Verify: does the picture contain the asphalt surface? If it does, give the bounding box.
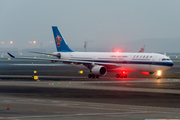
[0,79,180,120]
[0,58,180,78]
[0,59,180,119]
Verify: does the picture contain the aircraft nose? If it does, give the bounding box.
[169,62,173,67]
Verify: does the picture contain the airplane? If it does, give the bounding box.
[7,26,173,79]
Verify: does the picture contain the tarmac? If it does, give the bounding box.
[0,78,180,120]
[0,58,180,119]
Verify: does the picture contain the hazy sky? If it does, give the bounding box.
[0,0,180,52]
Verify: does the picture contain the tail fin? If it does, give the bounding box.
[52,26,73,52]
[139,45,145,53]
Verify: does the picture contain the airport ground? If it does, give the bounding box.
[0,59,180,119]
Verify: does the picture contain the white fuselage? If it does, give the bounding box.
[53,52,173,73]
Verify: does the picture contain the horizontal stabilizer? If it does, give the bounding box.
[7,52,15,58]
[29,51,57,56]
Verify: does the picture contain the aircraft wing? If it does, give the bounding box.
[28,51,60,58]
[7,52,122,68]
[7,52,62,63]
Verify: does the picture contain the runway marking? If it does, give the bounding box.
[3,100,11,102]
[9,112,149,119]
[51,101,59,103]
[32,99,40,102]
[57,104,67,106]
[89,104,103,107]
[72,104,79,105]
[16,100,25,102]
[0,117,19,120]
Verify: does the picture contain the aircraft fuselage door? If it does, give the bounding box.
[151,55,157,67]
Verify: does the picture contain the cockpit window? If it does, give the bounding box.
[162,58,171,61]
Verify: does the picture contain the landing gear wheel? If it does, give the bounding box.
[120,74,123,78]
[88,74,92,78]
[96,75,99,78]
[92,74,95,78]
[116,74,120,78]
[123,74,127,78]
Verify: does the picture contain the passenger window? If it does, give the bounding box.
[150,56,152,58]
[143,56,146,58]
[140,56,142,58]
[134,55,136,58]
[136,55,139,58]
[146,56,149,58]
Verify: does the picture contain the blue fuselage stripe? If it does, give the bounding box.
[69,59,173,67]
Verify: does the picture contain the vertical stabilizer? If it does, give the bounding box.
[139,45,145,53]
[52,26,73,52]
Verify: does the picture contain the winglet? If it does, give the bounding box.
[7,52,15,58]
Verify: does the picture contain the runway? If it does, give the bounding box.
[0,59,180,119]
[1,58,180,78]
[0,78,180,120]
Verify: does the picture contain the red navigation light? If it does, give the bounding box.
[114,49,121,53]
[122,71,126,74]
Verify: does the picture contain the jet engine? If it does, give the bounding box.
[149,72,155,75]
[91,65,107,76]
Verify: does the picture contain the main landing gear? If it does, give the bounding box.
[116,71,127,78]
[88,74,99,79]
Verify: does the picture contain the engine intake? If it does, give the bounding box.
[91,65,107,76]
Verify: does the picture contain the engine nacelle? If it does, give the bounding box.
[149,72,155,75]
[91,66,107,76]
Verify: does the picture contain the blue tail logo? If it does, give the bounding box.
[52,26,73,52]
